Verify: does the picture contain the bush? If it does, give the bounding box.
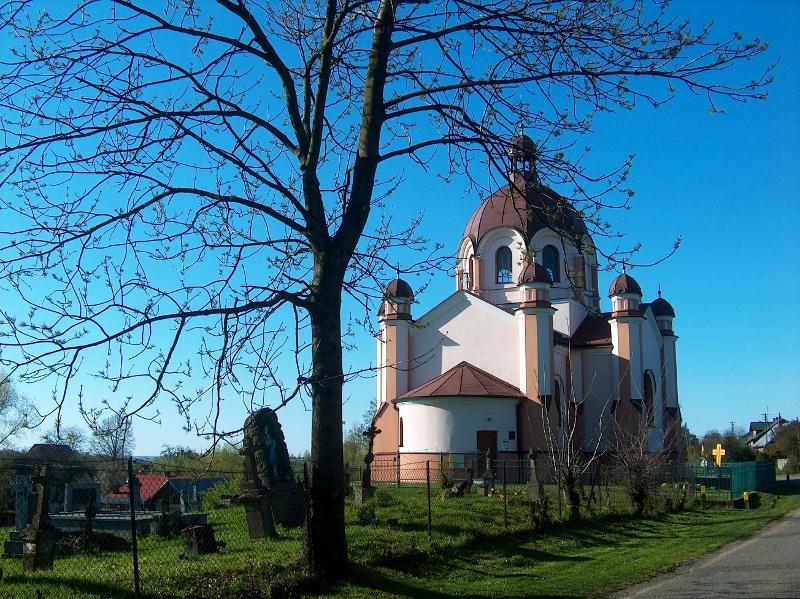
[202,474,242,511]
[356,501,377,525]
[373,488,396,507]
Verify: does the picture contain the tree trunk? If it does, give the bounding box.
[304,276,348,578]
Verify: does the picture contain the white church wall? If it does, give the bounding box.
[581,348,614,451]
[552,299,590,336]
[409,292,519,390]
[398,397,519,453]
[476,227,526,305]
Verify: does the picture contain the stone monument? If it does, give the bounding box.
[17,466,59,569]
[239,408,304,538]
[353,423,381,505]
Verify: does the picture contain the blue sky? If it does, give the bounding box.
[5,1,799,455]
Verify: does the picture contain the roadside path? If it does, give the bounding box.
[611,506,800,599]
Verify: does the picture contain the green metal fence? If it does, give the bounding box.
[690,461,775,502]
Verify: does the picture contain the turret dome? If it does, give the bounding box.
[651,296,675,317]
[384,278,414,300]
[608,272,642,297]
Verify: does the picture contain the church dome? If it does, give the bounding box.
[608,273,642,297]
[463,176,588,250]
[651,296,675,317]
[517,262,552,285]
[384,278,414,300]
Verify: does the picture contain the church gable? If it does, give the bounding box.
[409,291,518,391]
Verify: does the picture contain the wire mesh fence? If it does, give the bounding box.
[0,453,773,598]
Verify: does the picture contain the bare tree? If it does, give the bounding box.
[0,0,771,577]
[538,352,613,522]
[90,412,136,462]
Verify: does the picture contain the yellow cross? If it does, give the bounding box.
[712,443,726,467]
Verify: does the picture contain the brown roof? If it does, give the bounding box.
[397,361,524,400]
[608,272,642,297]
[571,314,612,347]
[464,173,588,249]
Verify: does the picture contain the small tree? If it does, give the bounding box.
[90,413,136,462]
[612,414,668,517]
[40,423,87,452]
[343,407,373,467]
[0,375,29,447]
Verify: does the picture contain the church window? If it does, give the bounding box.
[643,371,655,427]
[543,245,560,282]
[508,431,516,441]
[495,246,513,283]
[399,417,404,447]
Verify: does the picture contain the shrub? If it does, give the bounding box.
[373,488,396,507]
[202,474,242,511]
[356,501,377,525]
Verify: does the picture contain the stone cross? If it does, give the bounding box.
[712,443,726,467]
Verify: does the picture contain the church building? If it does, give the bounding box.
[372,136,680,466]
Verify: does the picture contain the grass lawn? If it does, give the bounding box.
[0,483,797,598]
[326,485,800,598]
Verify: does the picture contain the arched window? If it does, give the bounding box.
[495,246,513,283]
[399,417,404,447]
[643,371,655,427]
[542,245,560,282]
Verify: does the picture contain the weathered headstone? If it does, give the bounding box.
[180,524,225,557]
[17,466,59,570]
[527,449,545,501]
[482,456,494,497]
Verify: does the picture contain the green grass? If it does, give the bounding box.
[0,484,797,598]
[326,486,800,598]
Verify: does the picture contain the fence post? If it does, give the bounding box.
[503,461,508,528]
[127,457,141,599]
[426,461,432,542]
[395,453,401,488]
[700,484,707,509]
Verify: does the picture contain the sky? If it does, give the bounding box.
[3,1,799,455]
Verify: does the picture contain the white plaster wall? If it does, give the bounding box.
[409,292,519,390]
[552,299,590,336]
[398,397,519,453]
[581,349,615,451]
[476,227,527,305]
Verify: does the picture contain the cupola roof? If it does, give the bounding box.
[651,297,675,317]
[384,278,414,300]
[608,272,642,297]
[463,175,588,250]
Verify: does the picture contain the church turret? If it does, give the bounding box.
[652,287,679,439]
[376,278,414,410]
[608,270,644,424]
[515,261,555,450]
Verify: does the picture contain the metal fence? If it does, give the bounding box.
[0,455,771,598]
[690,461,776,503]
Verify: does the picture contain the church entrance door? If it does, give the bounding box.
[476,430,498,475]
